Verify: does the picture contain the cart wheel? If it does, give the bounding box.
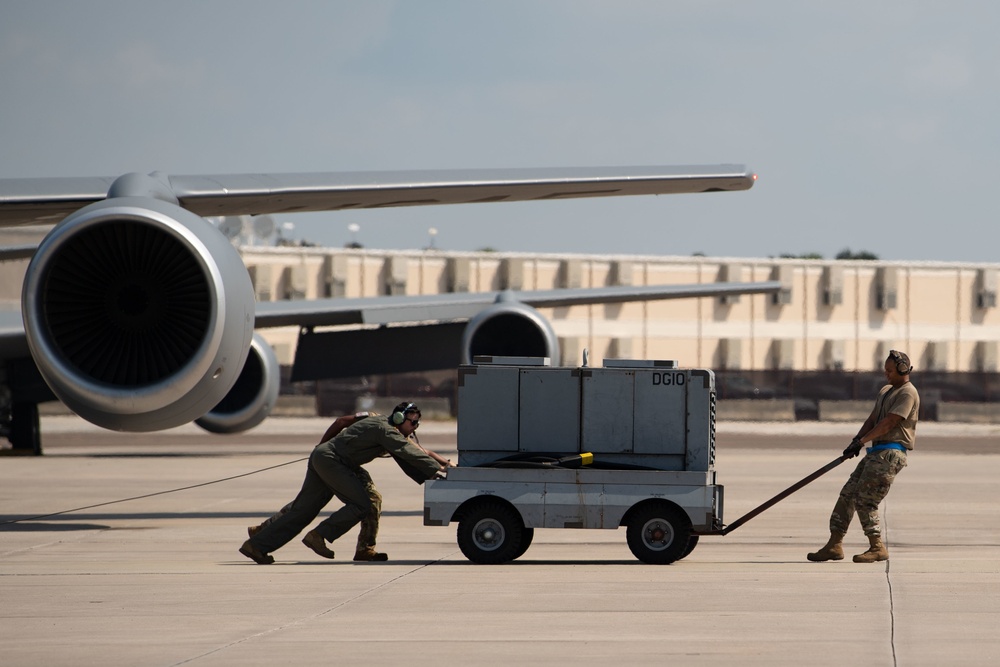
[457,500,527,564]
[511,527,534,560]
[679,535,699,560]
[625,502,692,564]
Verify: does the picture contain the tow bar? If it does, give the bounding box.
[697,455,848,536]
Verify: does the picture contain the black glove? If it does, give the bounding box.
[842,437,864,459]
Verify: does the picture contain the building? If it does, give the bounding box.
[4,237,997,420]
[239,245,1000,374]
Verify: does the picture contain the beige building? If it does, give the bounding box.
[4,233,997,374]
[5,239,997,422]
[239,246,1000,374]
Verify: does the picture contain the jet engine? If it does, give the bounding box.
[290,293,561,381]
[195,333,280,434]
[21,190,255,432]
[460,294,560,364]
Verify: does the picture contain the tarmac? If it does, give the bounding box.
[1,416,998,666]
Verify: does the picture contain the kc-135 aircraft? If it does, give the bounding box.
[0,165,779,454]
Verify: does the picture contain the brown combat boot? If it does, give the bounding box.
[354,548,389,562]
[239,540,274,565]
[302,530,336,559]
[807,531,845,561]
[853,534,888,563]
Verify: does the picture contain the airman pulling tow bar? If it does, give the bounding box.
[696,455,849,536]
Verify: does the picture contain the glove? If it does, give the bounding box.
[842,438,864,459]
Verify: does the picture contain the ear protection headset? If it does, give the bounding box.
[390,402,416,425]
[888,350,912,375]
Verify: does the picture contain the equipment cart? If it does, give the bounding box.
[424,355,846,564]
[424,356,723,564]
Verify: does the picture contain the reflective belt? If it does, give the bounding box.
[867,442,906,455]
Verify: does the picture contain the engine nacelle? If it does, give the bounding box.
[21,194,255,432]
[195,333,280,434]
[460,294,560,364]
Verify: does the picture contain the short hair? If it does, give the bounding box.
[392,401,420,416]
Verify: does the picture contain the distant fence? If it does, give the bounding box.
[715,370,1000,421]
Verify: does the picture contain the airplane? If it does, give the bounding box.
[0,165,780,454]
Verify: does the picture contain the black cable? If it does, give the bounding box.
[0,456,308,528]
[4,418,429,528]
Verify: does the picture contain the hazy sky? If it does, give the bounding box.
[3,2,999,262]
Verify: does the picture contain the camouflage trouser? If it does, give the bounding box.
[355,481,382,552]
[829,449,907,537]
[259,478,382,553]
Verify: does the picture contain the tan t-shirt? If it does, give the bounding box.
[873,382,920,450]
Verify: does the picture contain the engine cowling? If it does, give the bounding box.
[460,294,560,364]
[195,333,280,434]
[21,194,255,432]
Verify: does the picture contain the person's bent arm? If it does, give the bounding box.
[858,413,904,445]
[853,409,878,442]
[317,415,355,444]
[416,443,452,468]
[379,428,443,479]
[844,408,879,458]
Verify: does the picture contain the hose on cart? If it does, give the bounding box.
[478,452,667,471]
[479,452,594,469]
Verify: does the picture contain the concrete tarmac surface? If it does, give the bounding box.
[1,417,998,666]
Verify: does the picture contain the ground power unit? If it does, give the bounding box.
[423,356,724,564]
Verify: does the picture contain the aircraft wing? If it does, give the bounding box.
[253,281,782,329]
[0,165,755,227]
[284,279,783,382]
[2,280,781,359]
[2,163,760,452]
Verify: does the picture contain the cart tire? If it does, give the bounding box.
[511,527,534,560]
[456,500,527,564]
[625,502,692,564]
[679,535,699,560]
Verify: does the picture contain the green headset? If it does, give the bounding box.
[888,349,911,375]
[390,402,417,425]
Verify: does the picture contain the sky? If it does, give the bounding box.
[2,1,999,263]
